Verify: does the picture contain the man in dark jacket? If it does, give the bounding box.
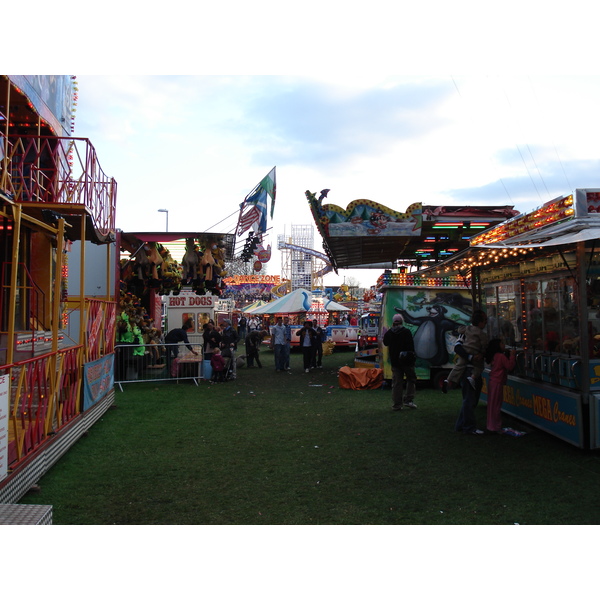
[296,320,317,373]
[382,313,417,411]
[165,321,198,375]
[220,319,239,353]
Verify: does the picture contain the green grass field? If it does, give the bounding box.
[20,347,600,524]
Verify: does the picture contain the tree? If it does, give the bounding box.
[344,275,362,301]
[225,257,257,277]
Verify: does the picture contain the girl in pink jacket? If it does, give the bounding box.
[484,339,516,433]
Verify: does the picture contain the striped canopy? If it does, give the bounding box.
[240,300,267,313]
[246,289,312,314]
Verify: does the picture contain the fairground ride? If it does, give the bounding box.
[0,75,118,512]
[277,229,333,291]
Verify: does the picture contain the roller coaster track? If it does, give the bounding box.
[277,241,333,278]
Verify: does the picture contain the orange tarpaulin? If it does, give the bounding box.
[338,366,383,390]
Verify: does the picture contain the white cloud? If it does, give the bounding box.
[72,73,600,287]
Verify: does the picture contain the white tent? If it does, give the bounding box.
[324,300,350,312]
[247,290,352,315]
[246,288,312,314]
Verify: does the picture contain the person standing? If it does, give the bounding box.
[296,320,317,373]
[313,324,326,368]
[246,328,266,368]
[382,313,417,411]
[248,315,259,333]
[220,319,239,379]
[237,314,247,340]
[165,321,198,375]
[454,362,485,435]
[210,347,227,382]
[220,319,239,352]
[115,314,135,381]
[270,316,287,371]
[283,316,292,371]
[442,310,488,393]
[484,338,516,433]
[453,335,486,434]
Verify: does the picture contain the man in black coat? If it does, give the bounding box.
[296,320,318,373]
[382,313,418,411]
[220,319,239,354]
[165,321,198,374]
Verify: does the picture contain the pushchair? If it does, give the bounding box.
[222,349,236,381]
[213,348,236,382]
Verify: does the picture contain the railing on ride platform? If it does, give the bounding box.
[2,345,83,469]
[0,134,116,237]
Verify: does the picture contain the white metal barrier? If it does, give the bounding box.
[114,342,205,390]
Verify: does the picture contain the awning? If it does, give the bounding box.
[120,231,236,259]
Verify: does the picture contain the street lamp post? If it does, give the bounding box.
[158,209,168,232]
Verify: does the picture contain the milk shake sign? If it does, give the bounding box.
[483,376,581,445]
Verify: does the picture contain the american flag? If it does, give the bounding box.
[236,168,276,237]
[237,205,262,236]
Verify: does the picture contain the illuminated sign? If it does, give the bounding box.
[470,195,575,246]
[432,222,490,229]
[377,272,468,289]
[223,275,282,285]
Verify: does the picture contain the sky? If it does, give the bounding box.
[70,73,600,289]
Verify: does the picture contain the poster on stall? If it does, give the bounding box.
[83,354,114,411]
[0,374,9,482]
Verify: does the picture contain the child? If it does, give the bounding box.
[484,338,516,433]
[442,310,488,393]
[210,347,226,382]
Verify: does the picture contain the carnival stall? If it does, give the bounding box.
[419,189,600,449]
[115,231,235,386]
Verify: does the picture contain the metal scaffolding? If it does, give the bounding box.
[278,225,329,291]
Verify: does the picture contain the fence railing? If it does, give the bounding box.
[114,342,207,390]
[2,345,84,469]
